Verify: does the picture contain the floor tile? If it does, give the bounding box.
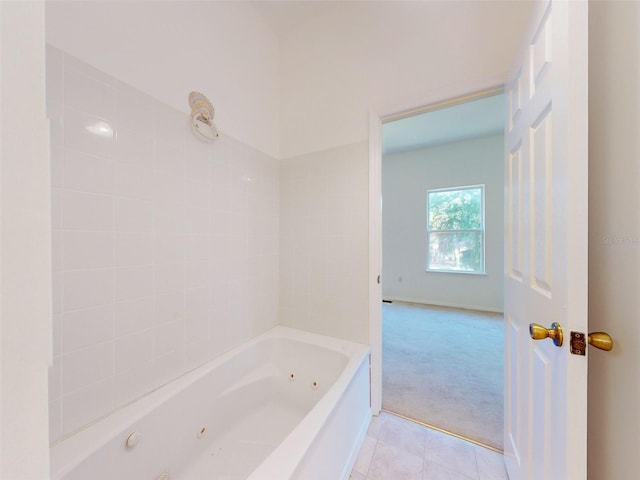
[349,471,367,480]
[368,441,424,480]
[475,446,508,480]
[350,412,506,480]
[379,413,427,458]
[423,461,477,480]
[353,434,377,475]
[367,412,386,439]
[424,430,479,479]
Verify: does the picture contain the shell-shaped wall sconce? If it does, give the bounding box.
[188,91,219,142]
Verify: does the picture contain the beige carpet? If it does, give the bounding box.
[382,301,504,450]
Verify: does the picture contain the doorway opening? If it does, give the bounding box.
[378,90,506,451]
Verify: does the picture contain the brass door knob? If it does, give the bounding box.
[529,322,564,347]
[588,332,614,351]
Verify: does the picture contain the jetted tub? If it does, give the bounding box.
[50,326,371,480]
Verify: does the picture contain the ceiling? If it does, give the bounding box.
[382,93,505,155]
[249,1,341,35]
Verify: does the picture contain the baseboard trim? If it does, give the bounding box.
[382,297,504,314]
[383,409,504,454]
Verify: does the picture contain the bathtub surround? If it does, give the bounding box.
[47,46,279,443]
[279,143,370,345]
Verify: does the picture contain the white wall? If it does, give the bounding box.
[46,0,280,159]
[588,1,640,478]
[0,1,51,478]
[279,143,369,344]
[46,47,279,443]
[278,1,531,342]
[382,134,504,312]
[280,1,534,159]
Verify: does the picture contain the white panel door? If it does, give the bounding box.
[504,1,588,479]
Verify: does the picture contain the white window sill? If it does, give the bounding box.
[425,269,487,276]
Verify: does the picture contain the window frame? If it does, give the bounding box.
[426,184,486,274]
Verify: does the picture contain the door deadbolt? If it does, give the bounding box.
[570,331,614,355]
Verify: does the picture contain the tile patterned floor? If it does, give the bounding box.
[350,412,509,480]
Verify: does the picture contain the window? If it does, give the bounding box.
[427,185,485,273]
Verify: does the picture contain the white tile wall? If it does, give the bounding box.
[279,143,370,344]
[46,45,279,443]
[63,305,114,352]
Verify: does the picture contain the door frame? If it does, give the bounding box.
[367,85,506,415]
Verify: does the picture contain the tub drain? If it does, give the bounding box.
[288,373,295,382]
[311,381,319,390]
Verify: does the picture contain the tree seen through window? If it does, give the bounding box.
[427,186,484,273]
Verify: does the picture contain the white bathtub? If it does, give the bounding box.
[50,326,371,480]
